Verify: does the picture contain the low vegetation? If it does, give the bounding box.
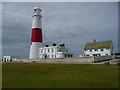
[2,63,118,88]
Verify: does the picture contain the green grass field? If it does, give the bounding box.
[2,63,118,88]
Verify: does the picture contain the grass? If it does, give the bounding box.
[2,63,118,88]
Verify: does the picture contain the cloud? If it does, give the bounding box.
[2,2,118,58]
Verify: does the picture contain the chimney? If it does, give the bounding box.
[53,43,56,46]
[46,45,49,47]
[94,39,96,42]
[60,43,65,47]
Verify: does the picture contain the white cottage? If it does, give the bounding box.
[39,44,73,58]
[84,40,113,56]
[3,56,18,62]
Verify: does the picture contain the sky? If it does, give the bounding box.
[2,2,118,59]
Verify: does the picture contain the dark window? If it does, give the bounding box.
[60,49,62,52]
[52,49,54,52]
[48,49,49,53]
[52,55,53,58]
[64,54,66,57]
[101,49,103,51]
[41,49,43,53]
[107,48,109,50]
[90,49,92,52]
[68,55,70,57]
[34,9,36,12]
[93,54,97,56]
[45,55,47,58]
[95,49,97,51]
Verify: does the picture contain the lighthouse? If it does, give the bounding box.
[29,7,42,59]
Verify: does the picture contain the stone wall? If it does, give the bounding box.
[16,57,94,64]
[94,56,112,62]
[16,56,112,64]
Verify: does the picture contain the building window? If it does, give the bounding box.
[68,55,70,57]
[64,54,66,57]
[48,49,49,53]
[60,49,62,52]
[44,49,46,53]
[98,54,100,56]
[101,49,103,51]
[90,49,92,52]
[93,54,97,56]
[41,49,43,53]
[95,49,97,51]
[52,55,53,58]
[52,48,54,52]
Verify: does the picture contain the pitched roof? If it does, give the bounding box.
[84,40,112,50]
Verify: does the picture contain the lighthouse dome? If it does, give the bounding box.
[34,7,40,10]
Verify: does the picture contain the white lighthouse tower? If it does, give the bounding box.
[29,7,42,59]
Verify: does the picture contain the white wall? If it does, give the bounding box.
[84,48,112,56]
[39,46,72,59]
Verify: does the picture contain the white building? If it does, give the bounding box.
[84,40,113,56]
[39,44,73,58]
[3,56,18,62]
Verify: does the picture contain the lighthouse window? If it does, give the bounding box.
[34,9,36,12]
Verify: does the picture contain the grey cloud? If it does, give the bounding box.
[2,2,118,58]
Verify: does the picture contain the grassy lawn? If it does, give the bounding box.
[2,63,118,88]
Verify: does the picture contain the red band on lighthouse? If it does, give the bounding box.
[31,28,42,42]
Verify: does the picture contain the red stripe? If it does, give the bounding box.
[31,28,42,42]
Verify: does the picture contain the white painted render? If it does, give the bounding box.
[32,7,42,28]
[32,15,42,28]
[84,48,112,56]
[3,56,17,62]
[39,46,73,58]
[29,7,42,59]
[29,42,41,59]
